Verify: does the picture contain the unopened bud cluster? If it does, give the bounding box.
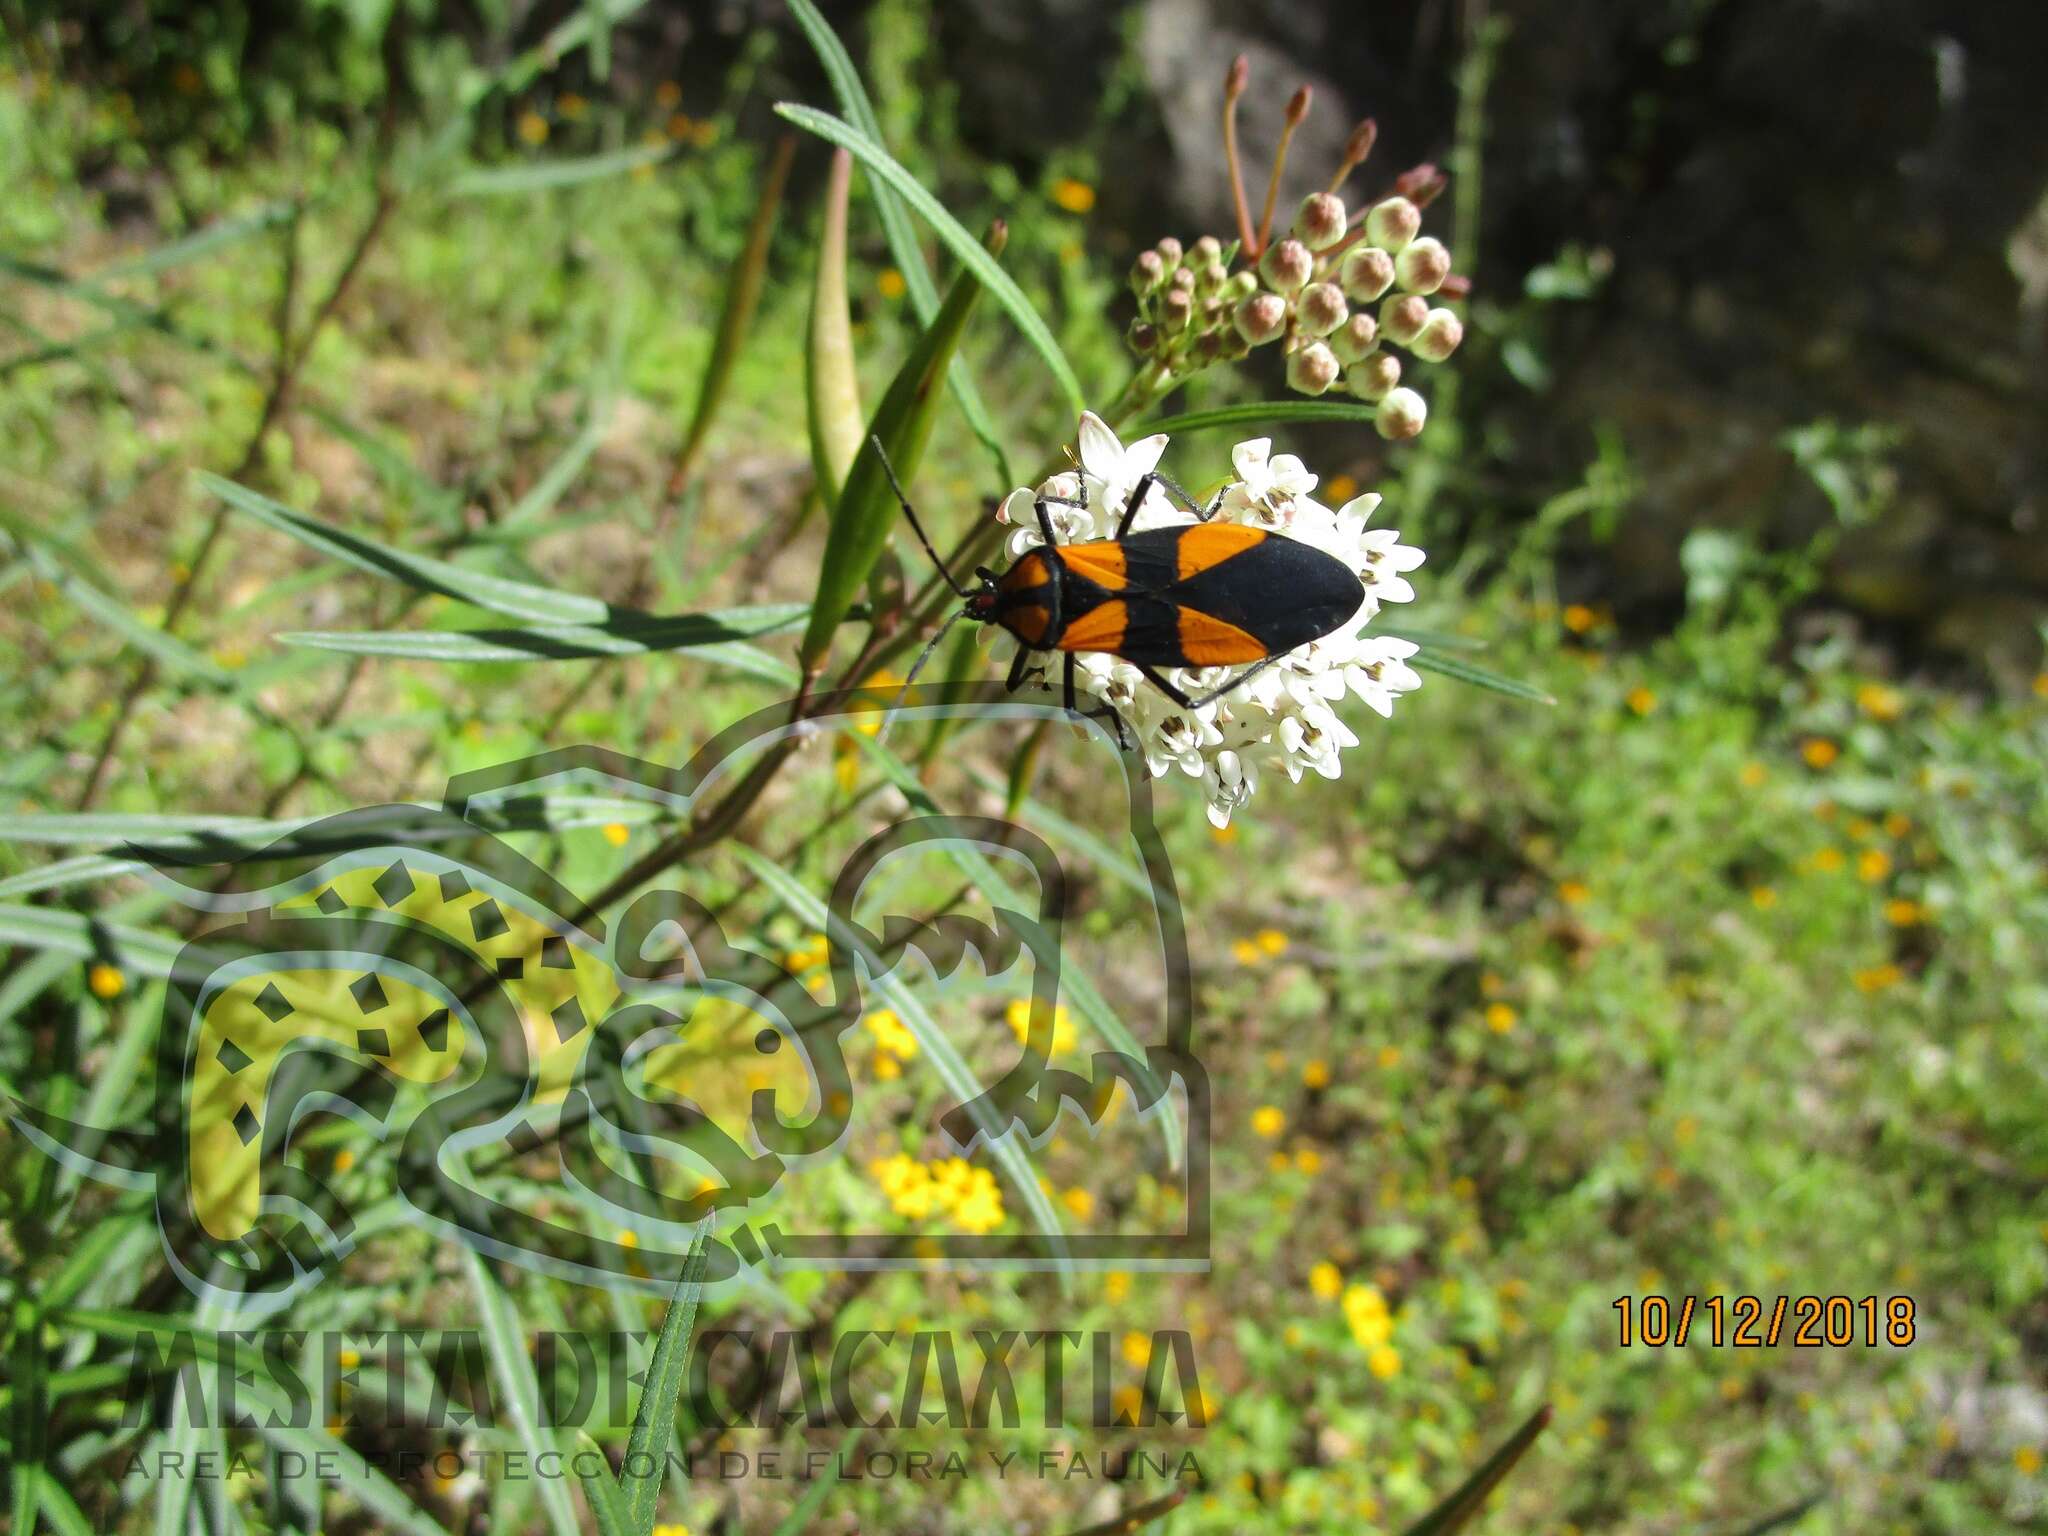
[1234,185,1461,440]
[1129,193,1463,439]
[1127,233,1260,385]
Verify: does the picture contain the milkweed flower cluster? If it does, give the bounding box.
[996,413,1424,827]
[1123,54,1467,439]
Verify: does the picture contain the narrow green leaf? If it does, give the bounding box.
[0,853,145,899]
[24,1468,93,1536]
[247,1419,453,1536]
[200,473,613,624]
[807,148,865,504]
[783,0,1013,484]
[12,539,232,686]
[1134,400,1388,436]
[769,1429,863,1536]
[622,1223,710,1533]
[10,1303,46,1536]
[1407,647,1555,704]
[773,102,1083,413]
[0,904,191,980]
[281,604,806,664]
[503,397,615,525]
[461,1249,582,1536]
[732,844,1073,1274]
[96,201,297,280]
[1400,1404,1552,1536]
[670,134,796,497]
[799,225,999,673]
[573,1432,633,1536]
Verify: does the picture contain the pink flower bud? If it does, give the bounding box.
[1364,197,1421,253]
[1297,282,1348,337]
[1154,236,1184,270]
[1287,340,1340,396]
[1411,307,1464,362]
[1127,318,1159,354]
[1374,386,1427,440]
[1339,245,1395,304]
[1345,352,1401,401]
[1330,310,1379,364]
[1234,291,1289,346]
[1395,236,1450,295]
[1258,237,1314,295]
[1292,192,1348,252]
[1222,269,1260,302]
[1191,235,1223,267]
[1381,293,1429,346]
[1161,286,1194,332]
[1131,250,1165,296]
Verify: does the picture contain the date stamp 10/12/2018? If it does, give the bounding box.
[1613,1294,1918,1349]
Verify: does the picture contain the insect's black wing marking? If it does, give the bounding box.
[1169,532,1364,655]
[1110,526,1195,594]
[1096,595,1193,669]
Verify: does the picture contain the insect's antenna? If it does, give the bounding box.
[870,434,969,599]
[876,607,971,748]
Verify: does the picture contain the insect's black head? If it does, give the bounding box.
[963,566,1000,623]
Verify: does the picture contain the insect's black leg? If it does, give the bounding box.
[1034,496,1061,548]
[1062,652,1078,716]
[1005,643,1052,695]
[1181,655,1286,711]
[1132,662,1195,710]
[1121,470,1228,535]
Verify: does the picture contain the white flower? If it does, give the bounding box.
[995,414,1428,826]
[1230,437,1319,511]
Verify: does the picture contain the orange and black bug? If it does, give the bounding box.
[878,437,1365,742]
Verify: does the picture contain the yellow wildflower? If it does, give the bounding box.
[332,1148,356,1174]
[1810,847,1845,874]
[1301,1058,1331,1089]
[1255,927,1290,956]
[1250,1105,1286,1139]
[1005,998,1077,1056]
[1230,937,1263,965]
[1625,686,1657,715]
[558,92,587,120]
[1801,738,1839,769]
[1558,879,1590,906]
[1739,760,1768,788]
[1294,1146,1324,1176]
[1049,177,1096,213]
[1367,1344,1401,1379]
[516,111,548,146]
[1324,472,1359,504]
[1562,604,1596,634]
[1883,898,1923,927]
[877,267,907,300]
[1857,848,1892,883]
[1062,1186,1095,1221]
[865,1008,919,1060]
[2017,1446,2042,1475]
[1309,1261,1343,1300]
[1856,682,1903,721]
[87,963,124,999]
[1854,963,1904,994]
[1484,1002,1517,1034]
[1121,1331,1151,1369]
[601,822,630,847]
[1377,1044,1402,1070]
[1750,885,1778,910]
[1883,811,1912,837]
